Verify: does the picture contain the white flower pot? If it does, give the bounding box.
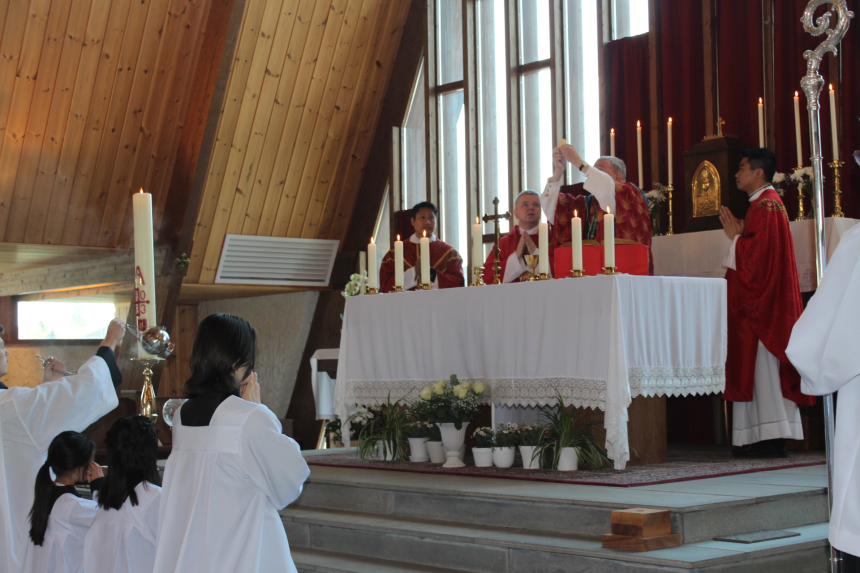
[437,423,469,468]
[472,447,493,467]
[407,437,429,462]
[558,447,579,471]
[425,441,446,464]
[376,440,398,461]
[519,445,540,469]
[492,446,516,468]
[445,444,466,463]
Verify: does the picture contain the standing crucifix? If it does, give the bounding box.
[482,197,512,284]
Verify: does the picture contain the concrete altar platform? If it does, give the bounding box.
[283,448,831,573]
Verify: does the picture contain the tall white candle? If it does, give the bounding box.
[829,84,839,160]
[604,207,615,269]
[636,121,643,188]
[572,210,582,271]
[359,251,367,294]
[610,128,615,156]
[367,238,377,290]
[132,189,156,358]
[394,235,404,288]
[667,118,673,185]
[420,231,431,285]
[471,216,483,278]
[538,222,549,275]
[794,91,803,166]
[758,98,765,147]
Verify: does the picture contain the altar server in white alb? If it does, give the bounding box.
[0,319,123,573]
[22,431,105,573]
[154,314,310,573]
[84,416,161,573]
[786,223,860,570]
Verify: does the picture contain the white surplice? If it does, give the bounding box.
[724,185,803,446]
[540,166,618,225]
[786,223,860,554]
[21,493,98,573]
[0,356,118,573]
[83,482,161,573]
[153,396,310,573]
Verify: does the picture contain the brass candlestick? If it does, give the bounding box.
[392,286,404,292]
[417,282,431,290]
[365,287,379,295]
[470,266,486,286]
[482,198,512,285]
[131,358,163,423]
[536,272,552,281]
[569,269,584,278]
[828,159,845,217]
[793,165,807,221]
[666,184,675,235]
[602,266,618,275]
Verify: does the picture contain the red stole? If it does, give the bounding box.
[724,189,814,406]
[379,238,464,293]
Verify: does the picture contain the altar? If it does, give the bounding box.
[334,275,726,470]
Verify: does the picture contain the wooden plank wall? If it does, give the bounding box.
[185,0,412,284]
[0,0,213,248]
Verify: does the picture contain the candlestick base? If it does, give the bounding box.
[569,269,584,278]
[602,267,619,275]
[470,266,486,286]
[417,283,432,291]
[365,287,379,295]
[131,358,164,423]
[536,272,552,281]
[666,184,675,235]
[793,165,807,221]
[828,160,845,218]
[392,286,404,293]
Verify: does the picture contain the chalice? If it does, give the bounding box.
[523,254,539,281]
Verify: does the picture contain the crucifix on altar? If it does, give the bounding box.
[482,197,511,284]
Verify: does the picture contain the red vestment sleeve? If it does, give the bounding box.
[379,249,395,293]
[433,244,465,289]
[724,190,813,406]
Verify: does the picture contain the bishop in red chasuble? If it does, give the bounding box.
[379,202,465,293]
[540,143,652,270]
[482,190,555,284]
[720,149,814,458]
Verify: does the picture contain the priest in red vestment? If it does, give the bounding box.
[719,148,814,458]
[379,202,465,293]
[482,190,554,284]
[540,142,652,270]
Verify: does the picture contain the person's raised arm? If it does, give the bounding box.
[94,319,124,388]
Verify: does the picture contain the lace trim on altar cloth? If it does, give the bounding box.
[628,365,725,397]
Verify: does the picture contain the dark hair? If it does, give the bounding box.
[29,432,95,545]
[97,417,160,511]
[743,148,777,183]
[0,323,4,334]
[184,313,256,398]
[411,202,438,219]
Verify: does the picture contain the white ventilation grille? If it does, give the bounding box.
[215,235,340,287]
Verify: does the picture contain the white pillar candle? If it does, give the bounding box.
[667,118,673,185]
[538,222,549,275]
[471,217,483,278]
[394,235,404,288]
[420,231,431,285]
[367,238,377,290]
[758,98,765,147]
[610,128,615,156]
[794,91,803,166]
[829,84,839,160]
[604,206,615,269]
[636,121,643,188]
[132,189,157,358]
[359,251,367,294]
[572,210,582,271]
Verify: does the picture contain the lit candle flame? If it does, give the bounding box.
[795,91,799,97]
[759,97,763,104]
[574,209,578,217]
[370,236,374,245]
[396,234,400,241]
[423,230,427,238]
[829,84,834,92]
[636,120,641,128]
[606,206,611,215]
[668,117,672,124]
[610,128,614,134]
[138,188,144,193]
[475,216,479,224]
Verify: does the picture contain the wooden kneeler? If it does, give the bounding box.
[601,508,681,551]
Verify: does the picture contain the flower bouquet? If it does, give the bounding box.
[492,423,520,468]
[471,426,494,467]
[645,183,669,236]
[353,394,408,461]
[771,172,788,197]
[416,375,486,467]
[517,424,545,469]
[341,271,367,298]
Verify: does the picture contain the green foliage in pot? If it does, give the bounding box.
[355,393,409,461]
[471,426,494,448]
[493,423,520,448]
[534,393,610,470]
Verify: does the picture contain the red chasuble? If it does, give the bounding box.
[551,182,652,267]
[482,226,555,284]
[379,238,465,293]
[724,189,814,407]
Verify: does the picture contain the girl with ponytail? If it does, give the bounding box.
[84,416,161,573]
[23,431,102,573]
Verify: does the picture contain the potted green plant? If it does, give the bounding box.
[424,423,445,463]
[416,375,486,468]
[517,424,544,470]
[354,394,408,461]
[471,426,494,467]
[403,421,434,462]
[492,423,519,468]
[535,393,610,471]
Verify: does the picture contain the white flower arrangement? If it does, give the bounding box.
[341,271,368,298]
[789,166,814,183]
[771,172,787,197]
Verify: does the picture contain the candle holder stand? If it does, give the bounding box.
[666,184,675,235]
[365,287,379,295]
[793,165,807,221]
[392,286,404,293]
[417,283,432,291]
[828,160,845,217]
[536,272,552,281]
[602,267,619,275]
[569,269,584,278]
[131,358,163,422]
[470,266,486,286]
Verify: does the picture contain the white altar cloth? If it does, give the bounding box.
[334,275,726,470]
[652,217,858,291]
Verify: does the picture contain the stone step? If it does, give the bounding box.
[295,465,829,543]
[293,548,464,573]
[281,506,830,573]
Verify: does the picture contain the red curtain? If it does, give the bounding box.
[605,34,651,192]
[661,0,705,233]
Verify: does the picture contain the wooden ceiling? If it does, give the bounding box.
[185,0,410,285]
